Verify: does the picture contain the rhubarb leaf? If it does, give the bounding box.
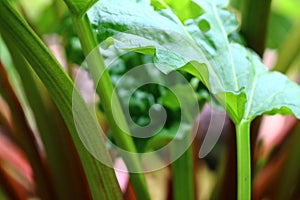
[88,0,300,125]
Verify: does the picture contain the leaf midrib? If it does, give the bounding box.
[244,55,258,120]
[212,0,239,91]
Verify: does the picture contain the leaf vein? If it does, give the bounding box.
[212,0,239,91]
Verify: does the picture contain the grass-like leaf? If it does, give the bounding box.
[3,39,93,200]
[0,61,57,200]
[0,1,122,199]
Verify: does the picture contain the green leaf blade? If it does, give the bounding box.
[4,41,93,200]
[187,0,240,92]
[88,0,185,42]
[230,43,300,121]
[89,0,300,125]
[0,1,123,199]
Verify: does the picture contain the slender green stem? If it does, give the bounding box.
[172,142,194,200]
[68,13,151,199]
[274,21,300,73]
[236,120,251,200]
[241,0,272,56]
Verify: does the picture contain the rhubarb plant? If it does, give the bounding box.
[87,0,300,199]
[1,0,300,199]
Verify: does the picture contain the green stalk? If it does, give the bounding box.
[68,13,150,200]
[274,21,300,73]
[236,120,251,200]
[0,1,122,199]
[172,143,194,200]
[241,0,272,56]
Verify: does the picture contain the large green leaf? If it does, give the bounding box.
[186,0,300,122]
[88,0,300,124]
[231,44,300,121]
[88,0,186,42]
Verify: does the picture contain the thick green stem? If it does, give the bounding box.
[241,0,272,56]
[172,143,194,200]
[236,120,251,200]
[69,13,150,199]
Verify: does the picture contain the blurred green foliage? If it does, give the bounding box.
[105,51,208,152]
